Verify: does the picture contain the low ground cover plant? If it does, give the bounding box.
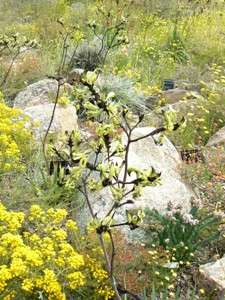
[0,93,35,176]
[0,203,115,300]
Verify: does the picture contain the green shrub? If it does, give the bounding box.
[144,203,220,263]
[68,40,104,72]
[95,73,146,111]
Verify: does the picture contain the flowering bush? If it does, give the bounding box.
[0,203,113,300]
[109,231,177,295]
[181,145,225,212]
[0,94,34,176]
[144,202,220,263]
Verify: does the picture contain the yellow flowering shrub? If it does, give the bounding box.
[0,203,113,300]
[0,93,34,175]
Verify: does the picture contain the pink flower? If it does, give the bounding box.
[182,213,199,225]
[121,48,128,54]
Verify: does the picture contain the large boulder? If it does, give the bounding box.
[13,79,78,138]
[200,255,225,295]
[203,126,225,165]
[23,103,78,138]
[14,79,58,109]
[159,89,188,105]
[206,126,225,147]
[88,127,198,239]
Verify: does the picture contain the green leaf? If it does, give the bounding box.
[93,214,100,227]
[151,284,155,300]
[86,71,98,85]
[83,102,99,111]
[127,166,140,176]
[108,163,115,180]
[126,211,132,224]
[101,215,112,226]
[106,92,116,101]
[164,106,176,131]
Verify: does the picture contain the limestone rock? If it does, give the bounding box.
[23,103,78,138]
[206,126,225,147]
[90,127,197,238]
[159,89,200,106]
[200,255,225,292]
[14,79,58,109]
[160,89,188,105]
[13,79,78,139]
[181,82,201,92]
[203,126,225,165]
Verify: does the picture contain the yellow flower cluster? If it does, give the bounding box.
[58,92,70,106]
[0,93,34,175]
[85,255,114,299]
[0,203,85,299]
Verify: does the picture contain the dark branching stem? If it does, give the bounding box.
[82,80,101,102]
[110,222,129,228]
[66,36,84,73]
[106,188,134,218]
[99,233,112,274]
[121,130,132,188]
[108,230,115,278]
[42,79,63,172]
[43,21,150,300]
[117,285,142,300]
[0,48,27,88]
[89,5,128,66]
[119,114,143,186]
[130,126,166,143]
[77,179,94,218]
[77,183,120,297]
[52,147,68,163]
[86,150,101,178]
[78,182,122,299]
[42,24,79,171]
[120,121,166,187]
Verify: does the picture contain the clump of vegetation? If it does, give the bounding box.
[95,73,146,112]
[68,40,104,72]
[0,203,115,300]
[144,202,220,263]
[0,93,34,176]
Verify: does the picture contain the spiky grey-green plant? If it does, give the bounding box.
[95,73,147,112]
[68,40,104,71]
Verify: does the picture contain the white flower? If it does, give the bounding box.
[182,213,199,225]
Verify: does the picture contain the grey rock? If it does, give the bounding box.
[23,103,78,138]
[14,79,58,109]
[206,126,225,147]
[181,82,202,92]
[159,89,200,106]
[200,255,225,292]
[13,79,78,139]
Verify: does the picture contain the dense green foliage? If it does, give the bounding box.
[145,204,220,263]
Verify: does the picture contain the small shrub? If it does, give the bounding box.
[0,203,113,300]
[144,202,220,263]
[0,94,34,176]
[68,40,104,72]
[95,73,146,112]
